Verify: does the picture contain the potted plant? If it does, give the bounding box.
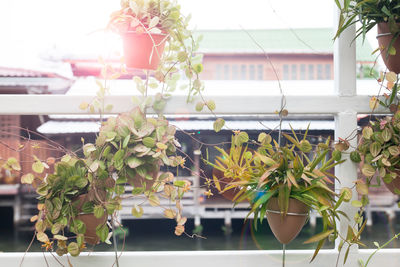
[206,130,350,261]
[23,108,189,257]
[108,0,198,71]
[351,112,400,195]
[334,0,400,73]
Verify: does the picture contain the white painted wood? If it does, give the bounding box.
[334,0,357,97]
[334,111,359,266]
[0,94,388,115]
[3,249,400,267]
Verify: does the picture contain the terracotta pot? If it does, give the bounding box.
[383,174,400,194]
[377,23,400,74]
[74,194,107,245]
[266,197,309,245]
[122,32,167,70]
[128,165,160,191]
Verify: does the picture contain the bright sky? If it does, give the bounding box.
[0,0,334,47]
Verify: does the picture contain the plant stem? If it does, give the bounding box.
[364,232,400,267]
[112,218,120,267]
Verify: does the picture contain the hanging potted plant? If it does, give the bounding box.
[351,112,400,195]
[23,107,189,257]
[206,130,350,261]
[108,0,195,70]
[334,0,400,73]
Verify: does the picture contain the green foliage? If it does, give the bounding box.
[334,0,400,47]
[354,114,400,191]
[206,130,350,261]
[30,107,190,256]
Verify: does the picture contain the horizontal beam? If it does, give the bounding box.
[3,249,400,267]
[0,94,387,115]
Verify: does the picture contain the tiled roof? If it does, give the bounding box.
[195,28,375,62]
[0,67,65,78]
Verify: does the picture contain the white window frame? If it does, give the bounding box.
[1,2,399,266]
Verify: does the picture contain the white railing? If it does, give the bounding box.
[1,3,397,267]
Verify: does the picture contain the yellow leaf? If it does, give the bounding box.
[369,96,378,110]
[175,225,185,236]
[79,102,89,110]
[37,232,49,243]
[163,209,176,219]
[30,215,38,223]
[177,216,187,226]
[32,161,44,174]
[131,205,144,218]
[21,173,35,184]
[148,195,160,206]
[304,229,334,244]
[156,142,168,150]
[386,72,397,83]
[212,175,221,191]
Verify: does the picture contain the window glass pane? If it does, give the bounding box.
[232,65,239,80]
[283,64,289,80]
[308,65,314,80]
[249,65,255,80]
[300,64,306,80]
[325,64,331,80]
[216,64,223,80]
[257,65,264,80]
[317,64,323,80]
[291,65,297,80]
[241,65,247,80]
[224,64,230,80]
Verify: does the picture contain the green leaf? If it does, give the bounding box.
[207,100,216,111]
[123,135,130,148]
[21,173,35,184]
[362,127,373,139]
[131,205,144,218]
[195,102,204,112]
[213,118,225,133]
[37,232,49,243]
[32,161,44,174]
[351,200,363,208]
[142,137,156,148]
[94,205,104,219]
[67,242,80,257]
[361,164,376,177]
[51,223,63,235]
[96,224,109,243]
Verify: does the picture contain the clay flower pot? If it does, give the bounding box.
[377,23,400,74]
[383,174,400,195]
[74,194,107,245]
[128,165,160,191]
[266,197,309,244]
[122,32,167,70]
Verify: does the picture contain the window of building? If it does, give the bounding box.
[308,64,314,80]
[216,64,223,80]
[291,65,297,80]
[283,64,289,80]
[224,65,230,80]
[249,65,256,80]
[241,65,247,80]
[257,65,264,80]
[317,64,323,80]
[325,64,331,80]
[300,64,306,80]
[232,65,239,80]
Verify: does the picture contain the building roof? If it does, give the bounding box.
[55,28,375,63]
[195,28,375,62]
